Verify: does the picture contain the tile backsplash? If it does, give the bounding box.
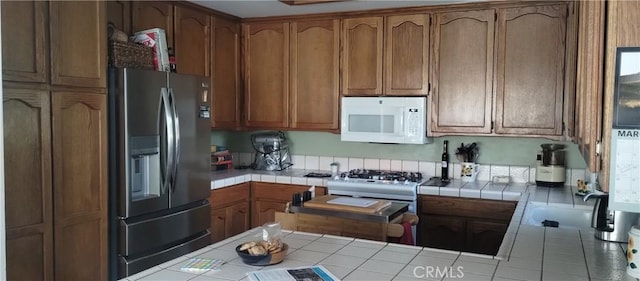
[231,152,589,186]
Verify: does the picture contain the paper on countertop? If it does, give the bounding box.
[247,265,340,281]
[180,258,225,272]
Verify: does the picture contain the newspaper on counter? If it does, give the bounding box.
[246,265,340,281]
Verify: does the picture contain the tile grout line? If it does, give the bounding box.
[577,229,592,281]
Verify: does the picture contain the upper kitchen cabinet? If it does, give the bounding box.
[342,17,383,96]
[174,6,210,76]
[1,1,48,83]
[243,22,290,129]
[494,4,567,136]
[342,15,429,97]
[132,1,174,47]
[211,16,242,129]
[574,1,605,173]
[430,3,573,138]
[430,9,495,134]
[107,0,131,35]
[290,19,340,130]
[385,14,429,96]
[50,1,106,88]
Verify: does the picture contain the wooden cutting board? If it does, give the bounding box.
[302,195,391,214]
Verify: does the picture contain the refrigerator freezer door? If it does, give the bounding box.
[167,73,211,208]
[118,68,170,218]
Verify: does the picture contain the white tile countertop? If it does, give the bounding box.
[116,170,635,280]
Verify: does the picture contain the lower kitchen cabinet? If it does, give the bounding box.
[418,195,516,255]
[251,182,326,227]
[210,183,251,243]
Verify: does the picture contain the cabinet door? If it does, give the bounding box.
[3,89,53,281]
[466,220,508,255]
[575,1,604,172]
[50,1,106,88]
[52,92,108,281]
[132,1,174,47]
[210,207,227,243]
[290,19,339,130]
[495,5,567,136]
[175,5,210,76]
[243,22,290,128]
[252,200,287,228]
[211,16,241,129]
[430,10,495,134]
[418,215,465,251]
[107,0,131,35]
[1,1,48,83]
[227,202,250,237]
[385,14,429,96]
[342,17,383,96]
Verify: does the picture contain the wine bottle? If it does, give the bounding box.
[441,140,449,180]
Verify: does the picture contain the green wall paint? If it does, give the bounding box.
[211,130,587,169]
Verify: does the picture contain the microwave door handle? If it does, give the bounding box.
[161,87,175,193]
[168,88,180,193]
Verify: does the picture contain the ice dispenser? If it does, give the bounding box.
[129,136,161,201]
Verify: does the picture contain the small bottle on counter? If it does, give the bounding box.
[441,140,449,180]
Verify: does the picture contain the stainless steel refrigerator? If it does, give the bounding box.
[108,68,211,279]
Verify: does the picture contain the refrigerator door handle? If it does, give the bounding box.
[161,87,175,193]
[169,88,181,192]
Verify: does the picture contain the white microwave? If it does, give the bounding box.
[341,97,431,144]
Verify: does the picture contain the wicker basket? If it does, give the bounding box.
[108,40,154,69]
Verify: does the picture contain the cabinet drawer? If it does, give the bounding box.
[252,182,310,201]
[420,195,516,221]
[210,182,249,207]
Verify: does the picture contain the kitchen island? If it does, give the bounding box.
[120,174,633,281]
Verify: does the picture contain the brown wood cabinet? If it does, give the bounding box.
[290,19,340,130]
[210,183,251,243]
[601,1,640,192]
[575,1,605,173]
[243,22,290,129]
[52,92,108,280]
[3,2,108,279]
[430,9,495,134]
[211,16,242,129]
[430,4,572,138]
[494,4,567,136]
[175,6,210,76]
[107,0,131,35]
[251,182,326,227]
[1,1,48,83]
[385,14,429,96]
[342,17,383,96]
[342,15,429,97]
[418,195,516,255]
[3,89,53,281]
[132,1,174,47]
[50,1,106,88]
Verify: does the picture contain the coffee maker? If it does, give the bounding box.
[535,144,565,187]
[251,131,292,171]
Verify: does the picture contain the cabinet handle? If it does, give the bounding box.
[217,216,224,220]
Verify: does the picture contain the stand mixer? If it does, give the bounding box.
[250,131,292,171]
[535,144,566,187]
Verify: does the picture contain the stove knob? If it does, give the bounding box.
[334,175,340,180]
[393,179,399,184]
[344,175,350,181]
[404,180,410,185]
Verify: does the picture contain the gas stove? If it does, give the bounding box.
[327,169,422,202]
[339,169,423,184]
